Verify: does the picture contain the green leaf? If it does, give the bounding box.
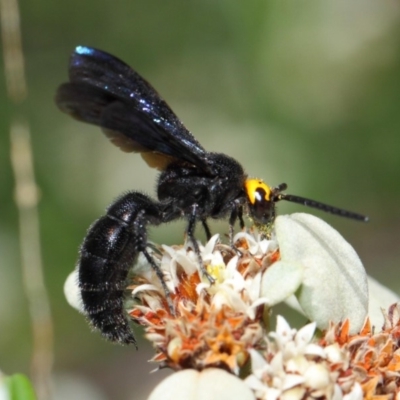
[5,374,36,400]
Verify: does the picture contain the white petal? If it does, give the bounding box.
[325,343,347,364]
[141,293,163,310]
[203,234,220,255]
[261,261,303,307]
[245,271,262,302]
[303,363,330,390]
[270,351,284,374]
[284,295,305,315]
[132,250,157,273]
[282,374,305,390]
[147,369,255,400]
[145,332,164,342]
[275,213,368,334]
[248,348,268,371]
[265,388,282,400]
[367,275,400,328]
[212,286,248,312]
[286,356,308,374]
[295,322,316,346]
[226,255,239,274]
[275,315,293,337]
[259,237,278,255]
[224,270,246,292]
[131,284,160,296]
[244,375,266,393]
[281,387,306,400]
[343,382,363,400]
[303,343,326,358]
[175,252,198,275]
[64,270,83,313]
[332,384,344,400]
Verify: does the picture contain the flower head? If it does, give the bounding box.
[63,213,400,400]
[245,316,363,400]
[129,232,281,373]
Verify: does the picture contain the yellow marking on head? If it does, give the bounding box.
[244,179,272,204]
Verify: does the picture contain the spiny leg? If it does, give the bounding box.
[130,208,175,313]
[141,248,174,314]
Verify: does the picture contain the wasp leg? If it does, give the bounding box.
[140,246,174,314]
[78,192,165,345]
[228,203,244,255]
[201,219,212,241]
[237,206,245,230]
[229,212,237,247]
[186,205,215,284]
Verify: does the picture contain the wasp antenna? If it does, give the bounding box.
[279,193,369,222]
[274,182,288,192]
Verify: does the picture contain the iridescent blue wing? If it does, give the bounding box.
[56,46,212,172]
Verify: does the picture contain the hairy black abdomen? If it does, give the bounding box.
[79,215,138,345]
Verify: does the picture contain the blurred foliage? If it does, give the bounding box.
[3,373,37,400]
[1,1,400,399]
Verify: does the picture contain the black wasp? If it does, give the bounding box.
[56,46,368,347]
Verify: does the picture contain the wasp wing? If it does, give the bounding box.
[56,46,212,172]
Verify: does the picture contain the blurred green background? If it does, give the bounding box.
[1,1,400,399]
